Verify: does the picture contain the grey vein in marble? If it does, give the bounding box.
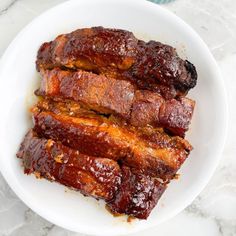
[0,0,18,16]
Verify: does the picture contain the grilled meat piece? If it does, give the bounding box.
[34,99,192,152]
[36,68,195,136]
[32,107,192,180]
[36,68,135,119]
[34,99,192,151]
[132,40,197,94]
[131,90,195,137]
[36,27,197,98]
[107,166,166,219]
[36,27,138,72]
[159,97,195,137]
[17,131,167,219]
[17,130,121,201]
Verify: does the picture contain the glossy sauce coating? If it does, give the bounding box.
[17,131,167,219]
[17,130,121,200]
[107,166,166,219]
[36,27,197,98]
[36,68,195,136]
[32,108,191,180]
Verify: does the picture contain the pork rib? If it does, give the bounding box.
[32,108,192,180]
[36,27,197,98]
[36,68,195,136]
[17,130,121,201]
[17,131,166,219]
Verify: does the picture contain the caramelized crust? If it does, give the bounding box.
[17,130,121,200]
[34,99,192,151]
[107,166,166,219]
[130,90,164,127]
[36,27,197,98]
[32,108,191,180]
[159,97,195,137]
[132,40,197,93]
[36,68,195,136]
[36,68,135,119]
[16,26,197,220]
[17,131,167,219]
[36,27,138,72]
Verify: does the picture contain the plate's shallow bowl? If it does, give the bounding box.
[0,0,227,235]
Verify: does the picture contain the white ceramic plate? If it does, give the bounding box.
[0,0,228,235]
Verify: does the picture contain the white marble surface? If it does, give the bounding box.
[0,0,235,235]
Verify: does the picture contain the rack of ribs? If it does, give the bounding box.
[36,27,197,99]
[17,26,197,220]
[36,68,195,137]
